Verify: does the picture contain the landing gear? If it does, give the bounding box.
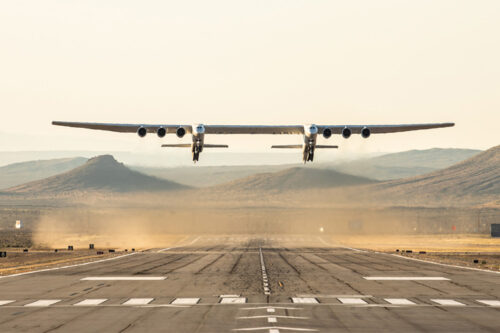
[192,141,202,162]
[303,145,315,163]
[192,151,200,162]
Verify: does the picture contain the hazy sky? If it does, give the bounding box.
[0,1,498,161]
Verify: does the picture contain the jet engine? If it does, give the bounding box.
[137,127,147,137]
[157,127,166,138]
[361,127,371,138]
[176,127,186,138]
[322,128,332,139]
[342,127,352,139]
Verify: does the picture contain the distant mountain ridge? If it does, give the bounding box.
[329,148,481,180]
[0,157,88,190]
[215,167,376,191]
[374,145,499,200]
[6,155,188,193]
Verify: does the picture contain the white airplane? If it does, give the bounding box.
[52,121,454,163]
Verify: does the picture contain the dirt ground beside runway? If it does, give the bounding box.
[330,234,500,272]
[0,249,124,276]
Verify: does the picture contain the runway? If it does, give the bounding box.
[0,235,499,332]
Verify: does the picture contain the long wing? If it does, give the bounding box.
[52,121,453,135]
[317,123,454,134]
[204,125,303,134]
[52,121,191,134]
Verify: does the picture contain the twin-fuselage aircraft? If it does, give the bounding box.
[52,121,454,163]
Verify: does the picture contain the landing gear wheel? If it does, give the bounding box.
[192,151,200,162]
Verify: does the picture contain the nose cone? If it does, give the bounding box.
[193,124,205,135]
[305,124,318,135]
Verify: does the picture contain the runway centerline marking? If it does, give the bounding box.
[431,299,465,306]
[74,299,107,306]
[123,298,154,305]
[171,298,200,305]
[259,247,270,296]
[0,300,15,306]
[364,277,450,281]
[268,317,277,323]
[25,299,61,307]
[337,298,367,305]
[81,276,166,281]
[384,298,416,305]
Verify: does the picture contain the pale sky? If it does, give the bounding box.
[0,1,498,163]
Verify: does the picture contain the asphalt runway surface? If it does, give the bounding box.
[0,235,499,332]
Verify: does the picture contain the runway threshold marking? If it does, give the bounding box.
[384,298,416,305]
[337,298,368,305]
[431,299,465,306]
[221,297,247,304]
[0,300,15,306]
[74,299,107,306]
[123,298,154,305]
[291,298,318,304]
[25,299,61,307]
[81,276,166,281]
[171,298,200,305]
[364,277,450,281]
[477,300,500,306]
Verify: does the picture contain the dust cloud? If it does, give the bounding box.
[31,190,494,250]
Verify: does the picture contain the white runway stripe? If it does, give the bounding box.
[171,298,200,305]
[123,298,154,305]
[364,277,449,281]
[81,276,166,281]
[220,297,246,304]
[74,299,107,306]
[233,327,318,332]
[384,298,416,305]
[337,298,367,305]
[25,299,61,307]
[291,297,318,304]
[476,300,500,307]
[0,300,15,306]
[431,299,465,306]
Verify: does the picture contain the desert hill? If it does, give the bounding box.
[132,148,480,187]
[0,157,88,190]
[216,167,376,191]
[374,145,499,201]
[6,155,188,193]
[329,148,481,180]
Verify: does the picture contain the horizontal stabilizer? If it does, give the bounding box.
[161,144,191,148]
[271,145,303,149]
[315,145,339,149]
[203,144,229,148]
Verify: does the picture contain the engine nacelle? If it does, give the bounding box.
[322,128,332,139]
[157,127,166,138]
[176,127,186,138]
[137,127,147,138]
[342,127,352,139]
[361,127,371,138]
